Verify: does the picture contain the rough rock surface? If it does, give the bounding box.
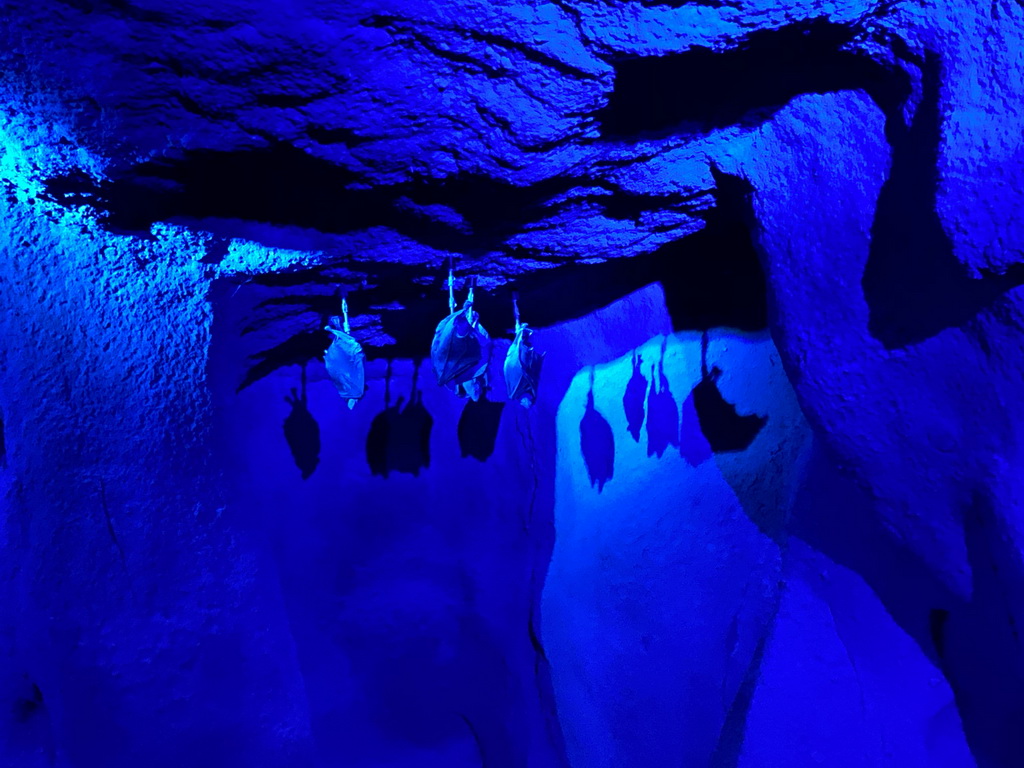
[2,0,1024,765]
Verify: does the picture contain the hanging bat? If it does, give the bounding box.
[324,314,366,409]
[431,299,490,400]
[504,323,543,407]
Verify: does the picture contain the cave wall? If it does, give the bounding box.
[208,285,564,766]
[541,288,974,768]
[3,0,1024,766]
[212,279,976,768]
[0,135,314,766]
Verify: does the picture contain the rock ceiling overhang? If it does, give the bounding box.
[5,0,1022,379]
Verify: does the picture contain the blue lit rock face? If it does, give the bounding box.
[545,314,809,767]
[1,0,1023,766]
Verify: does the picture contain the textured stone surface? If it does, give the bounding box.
[0,145,314,765]
[3,0,1024,765]
[6,0,1024,362]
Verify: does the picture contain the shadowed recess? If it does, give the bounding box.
[863,53,1024,348]
[232,262,451,391]
[708,629,772,768]
[947,490,1024,766]
[599,18,908,138]
[787,440,958,669]
[929,608,950,661]
[222,168,767,388]
[511,169,768,334]
[41,143,576,254]
[241,331,332,393]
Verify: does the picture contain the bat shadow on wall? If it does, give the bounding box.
[283,364,320,480]
[458,398,505,462]
[581,370,615,492]
[366,362,434,478]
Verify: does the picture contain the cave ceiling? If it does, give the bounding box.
[4,0,1020,373]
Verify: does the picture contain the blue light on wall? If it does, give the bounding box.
[2,0,1023,764]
